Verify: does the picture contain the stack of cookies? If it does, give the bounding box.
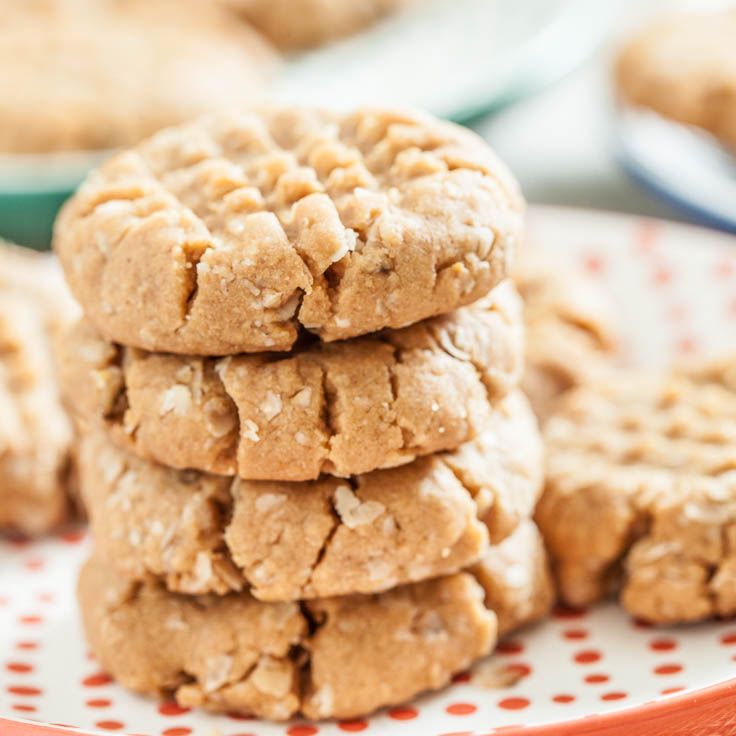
[54,107,552,720]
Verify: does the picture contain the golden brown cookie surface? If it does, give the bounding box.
[59,281,524,480]
[54,107,523,354]
[79,390,543,599]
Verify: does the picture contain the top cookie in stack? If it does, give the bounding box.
[55,107,549,721]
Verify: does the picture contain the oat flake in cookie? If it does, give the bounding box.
[537,365,736,624]
[59,281,524,480]
[78,391,543,600]
[54,107,523,355]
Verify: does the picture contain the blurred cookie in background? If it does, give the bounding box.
[0,0,277,154]
[615,8,736,148]
[226,0,415,51]
[515,250,620,423]
[0,241,78,535]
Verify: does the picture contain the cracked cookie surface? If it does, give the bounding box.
[515,250,619,422]
[0,0,276,153]
[615,9,736,148]
[537,367,736,624]
[54,107,522,354]
[60,280,523,480]
[78,522,550,720]
[79,390,542,599]
[226,0,413,50]
[0,243,77,534]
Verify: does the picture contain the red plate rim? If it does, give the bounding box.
[0,676,734,736]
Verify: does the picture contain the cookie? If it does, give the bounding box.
[54,107,523,354]
[615,9,736,147]
[537,369,736,624]
[78,522,550,720]
[79,390,543,599]
[0,0,276,153]
[515,250,618,421]
[59,281,523,480]
[226,0,412,50]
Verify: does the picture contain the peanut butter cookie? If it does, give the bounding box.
[515,251,618,421]
[537,367,736,624]
[615,9,736,148]
[60,281,523,480]
[78,522,551,720]
[79,390,542,599]
[54,107,523,354]
[0,0,276,153]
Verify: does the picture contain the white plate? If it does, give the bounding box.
[1,206,735,736]
[615,108,736,234]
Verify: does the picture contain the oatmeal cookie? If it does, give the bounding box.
[227,0,413,50]
[54,107,523,354]
[615,9,736,147]
[515,250,618,421]
[79,390,543,599]
[537,369,736,624]
[0,0,276,153]
[78,523,550,719]
[59,281,523,480]
[0,243,77,534]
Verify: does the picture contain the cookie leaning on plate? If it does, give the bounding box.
[78,391,543,599]
[0,0,276,154]
[54,107,523,354]
[536,364,736,624]
[78,522,551,721]
[59,281,523,480]
[0,242,78,535]
[514,250,619,422]
[226,0,413,50]
[615,9,736,148]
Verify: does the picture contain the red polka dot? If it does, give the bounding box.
[553,694,575,704]
[287,726,318,736]
[158,701,190,716]
[59,528,86,544]
[563,628,589,641]
[601,692,627,701]
[666,303,687,322]
[452,670,471,683]
[388,706,417,720]
[507,663,532,678]
[676,336,697,355]
[654,664,683,676]
[24,557,44,571]
[653,266,672,285]
[584,673,609,684]
[661,686,685,696]
[720,632,736,645]
[496,640,524,655]
[15,641,38,651]
[37,592,54,604]
[11,704,37,713]
[19,615,42,625]
[82,672,113,687]
[649,638,677,652]
[553,605,587,619]
[446,702,477,715]
[583,254,604,275]
[574,650,601,664]
[715,259,734,278]
[0,595,8,606]
[6,662,33,673]
[7,685,42,696]
[497,697,530,711]
[162,728,192,736]
[95,721,124,731]
[86,698,112,708]
[635,221,659,252]
[338,722,367,733]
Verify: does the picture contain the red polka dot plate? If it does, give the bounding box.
[1,206,736,736]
